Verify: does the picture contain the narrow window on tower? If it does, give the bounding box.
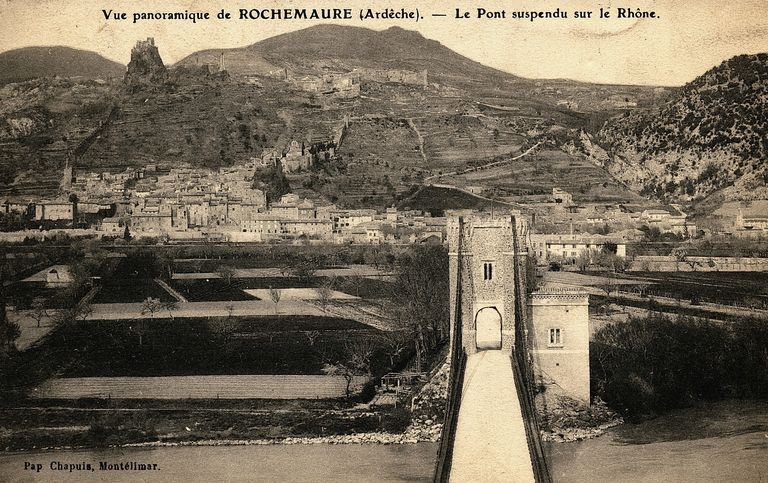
[483,262,493,280]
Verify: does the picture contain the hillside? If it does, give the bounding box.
[594,54,768,205]
[177,25,522,89]
[0,27,665,206]
[0,47,125,84]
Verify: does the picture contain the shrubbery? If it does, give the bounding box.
[592,314,768,419]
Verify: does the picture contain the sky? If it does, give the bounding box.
[0,0,766,86]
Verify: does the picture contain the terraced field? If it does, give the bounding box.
[453,148,642,202]
[413,114,525,169]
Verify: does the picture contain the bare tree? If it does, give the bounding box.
[141,297,163,319]
[161,300,178,319]
[596,279,619,299]
[27,300,49,328]
[380,329,411,368]
[269,287,282,315]
[576,249,591,272]
[131,319,148,347]
[304,330,321,346]
[321,337,376,398]
[225,303,235,320]
[216,266,236,286]
[671,247,687,272]
[315,279,335,313]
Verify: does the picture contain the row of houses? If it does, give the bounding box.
[237,195,446,244]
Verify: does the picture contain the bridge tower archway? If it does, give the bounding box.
[475,307,502,350]
[448,214,530,355]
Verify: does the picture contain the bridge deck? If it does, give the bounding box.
[450,350,535,483]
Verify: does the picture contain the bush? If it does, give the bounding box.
[381,406,412,433]
[591,314,768,419]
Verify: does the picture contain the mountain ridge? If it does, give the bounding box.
[0,47,125,84]
[176,25,524,87]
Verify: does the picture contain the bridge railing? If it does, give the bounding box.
[512,351,552,483]
[432,347,466,483]
[433,216,467,483]
[511,215,552,483]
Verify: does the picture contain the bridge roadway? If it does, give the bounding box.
[450,350,535,483]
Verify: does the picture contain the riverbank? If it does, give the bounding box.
[0,402,442,452]
[1,356,450,452]
[536,389,624,443]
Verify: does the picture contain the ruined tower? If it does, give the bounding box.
[124,37,168,86]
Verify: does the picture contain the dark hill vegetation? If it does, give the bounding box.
[592,313,768,419]
[0,47,124,84]
[596,54,768,205]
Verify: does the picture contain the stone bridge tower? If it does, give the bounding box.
[448,213,591,403]
[448,213,530,355]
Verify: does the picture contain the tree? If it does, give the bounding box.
[27,300,49,328]
[390,246,449,353]
[596,279,619,299]
[123,224,132,241]
[304,330,321,346]
[321,337,376,398]
[671,247,687,272]
[216,266,236,286]
[2,320,21,351]
[290,255,321,280]
[380,329,411,368]
[269,287,281,315]
[161,300,178,319]
[141,297,163,319]
[315,279,335,313]
[576,249,592,272]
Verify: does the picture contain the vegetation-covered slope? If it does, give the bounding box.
[596,54,768,203]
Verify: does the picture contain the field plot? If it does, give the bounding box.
[91,256,175,304]
[31,374,368,400]
[171,279,257,302]
[170,275,392,301]
[24,316,386,378]
[413,114,524,169]
[398,185,516,214]
[91,279,174,304]
[244,288,357,300]
[626,272,768,307]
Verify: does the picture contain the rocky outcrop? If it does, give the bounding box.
[124,38,168,87]
[596,54,768,204]
[537,393,623,443]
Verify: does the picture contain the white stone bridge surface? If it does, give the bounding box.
[30,375,369,400]
[449,351,535,483]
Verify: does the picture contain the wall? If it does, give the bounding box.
[630,255,768,272]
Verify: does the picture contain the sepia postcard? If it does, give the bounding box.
[0,0,766,481]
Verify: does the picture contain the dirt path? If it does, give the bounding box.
[406,118,428,164]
